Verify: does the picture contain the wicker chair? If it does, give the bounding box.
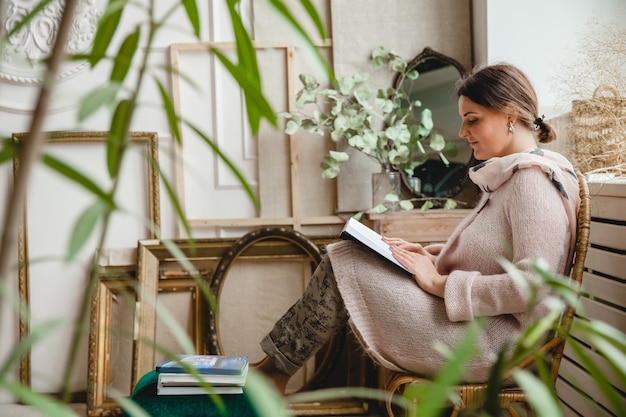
[382,173,591,417]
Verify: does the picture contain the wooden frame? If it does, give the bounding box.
[87,266,211,417]
[210,227,373,415]
[207,227,343,390]
[87,268,136,417]
[134,231,339,381]
[134,230,373,416]
[208,227,322,351]
[392,46,477,202]
[132,237,239,384]
[13,131,160,392]
[87,231,374,416]
[168,41,340,237]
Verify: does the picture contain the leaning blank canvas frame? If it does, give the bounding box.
[168,41,339,237]
[13,131,160,393]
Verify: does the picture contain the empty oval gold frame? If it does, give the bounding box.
[208,226,345,392]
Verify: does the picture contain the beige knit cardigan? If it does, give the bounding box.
[327,150,580,382]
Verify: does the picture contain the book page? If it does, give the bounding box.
[341,218,410,273]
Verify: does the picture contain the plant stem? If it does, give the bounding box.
[0,0,80,289]
[0,0,80,389]
[59,0,160,402]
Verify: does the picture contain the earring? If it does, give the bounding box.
[508,121,515,134]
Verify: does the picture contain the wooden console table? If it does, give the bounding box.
[362,209,472,244]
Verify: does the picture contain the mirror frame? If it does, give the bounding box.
[393,47,476,202]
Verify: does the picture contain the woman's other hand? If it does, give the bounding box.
[385,238,447,298]
[382,237,438,263]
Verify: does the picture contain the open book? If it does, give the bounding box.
[340,217,412,274]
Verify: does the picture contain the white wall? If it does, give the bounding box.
[0,0,624,405]
[474,0,626,117]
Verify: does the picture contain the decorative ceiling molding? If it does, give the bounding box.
[0,0,103,84]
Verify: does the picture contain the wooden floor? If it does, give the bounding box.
[0,401,527,416]
[0,403,389,417]
[0,404,85,417]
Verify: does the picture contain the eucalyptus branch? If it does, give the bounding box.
[281,46,442,180]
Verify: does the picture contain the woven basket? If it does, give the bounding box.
[571,85,626,174]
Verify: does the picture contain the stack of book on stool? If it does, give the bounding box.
[155,355,249,395]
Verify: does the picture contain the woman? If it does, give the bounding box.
[254,63,581,393]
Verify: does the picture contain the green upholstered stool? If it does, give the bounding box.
[125,371,259,417]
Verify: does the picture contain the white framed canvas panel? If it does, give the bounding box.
[168,41,340,239]
[12,131,160,395]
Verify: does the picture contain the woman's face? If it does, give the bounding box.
[458,95,514,160]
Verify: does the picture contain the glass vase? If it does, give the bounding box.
[372,168,401,211]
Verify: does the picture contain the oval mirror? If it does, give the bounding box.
[394,47,477,203]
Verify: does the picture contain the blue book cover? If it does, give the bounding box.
[155,355,249,375]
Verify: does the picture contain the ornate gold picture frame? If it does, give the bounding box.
[208,227,373,415]
[87,264,211,417]
[87,230,374,416]
[87,267,136,416]
[87,237,239,416]
[13,131,160,395]
[131,230,373,416]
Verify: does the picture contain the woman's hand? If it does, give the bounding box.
[384,237,447,297]
[382,237,438,263]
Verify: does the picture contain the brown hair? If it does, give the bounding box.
[456,63,557,143]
